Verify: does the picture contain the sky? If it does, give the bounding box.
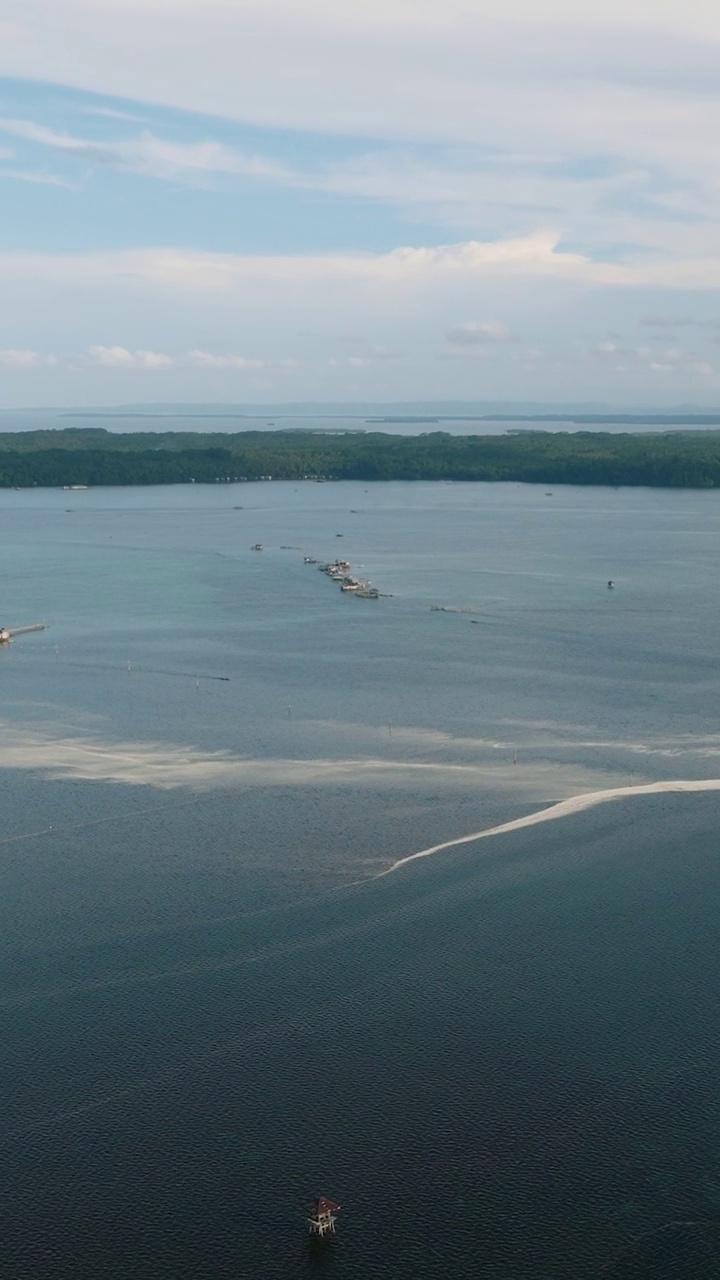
[2,1,720,406]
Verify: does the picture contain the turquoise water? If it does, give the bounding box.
[1,481,720,1277]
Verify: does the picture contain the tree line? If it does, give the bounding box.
[1,427,720,488]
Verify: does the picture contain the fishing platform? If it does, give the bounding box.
[0,623,46,644]
[307,1196,340,1237]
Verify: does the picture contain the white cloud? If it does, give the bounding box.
[0,117,295,185]
[437,349,490,362]
[0,3,718,262]
[446,320,516,345]
[0,114,699,263]
[184,350,267,370]
[328,351,397,367]
[0,233,714,295]
[3,230,720,401]
[85,345,172,368]
[0,233,640,298]
[2,2,720,157]
[358,343,399,359]
[640,312,694,328]
[0,167,78,188]
[579,338,720,380]
[183,351,300,372]
[0,348,42,366]
[3,0,720,260]
[0,345,303,372]
[83,106,145,122]
[75,346,300,372]
[331,343,401,367]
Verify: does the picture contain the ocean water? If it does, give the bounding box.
[0,409,714,435]
[1,481,720,1278]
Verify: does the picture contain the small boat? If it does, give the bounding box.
[321,559,351,578]
[304,556,318,564]
[607,580,614,589]
[251,543,264,551]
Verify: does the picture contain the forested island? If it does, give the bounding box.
[2,426,720,488]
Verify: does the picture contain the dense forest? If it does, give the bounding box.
[2,426,720,488]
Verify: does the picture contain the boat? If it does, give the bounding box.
[320,559,350,578]
[252,543,264,551]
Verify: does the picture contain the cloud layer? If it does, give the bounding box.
[0,346,288,371]
[4,1,720,401]
[446,321,517,346]
[2,232,720,294]
[3,1,720,153]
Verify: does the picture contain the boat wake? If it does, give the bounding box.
[377,777,720,878]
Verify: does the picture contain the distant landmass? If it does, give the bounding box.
[1,425,720,488]
[5,398,720,419]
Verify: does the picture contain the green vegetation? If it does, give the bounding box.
[2,426,720,488]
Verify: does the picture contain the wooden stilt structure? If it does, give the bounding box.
[307,1196,340,1237]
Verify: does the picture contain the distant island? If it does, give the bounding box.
[2,426,720,488]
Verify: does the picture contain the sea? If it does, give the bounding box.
[1,478,720,1279]
[1,410,715,436]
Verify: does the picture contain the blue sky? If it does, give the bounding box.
[2,0,720,406]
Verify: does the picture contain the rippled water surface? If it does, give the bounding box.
[1,481,720,1278]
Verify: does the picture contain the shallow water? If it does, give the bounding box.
[1,481,719,1277]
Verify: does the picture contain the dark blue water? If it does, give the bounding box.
[1,482,720,1277]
